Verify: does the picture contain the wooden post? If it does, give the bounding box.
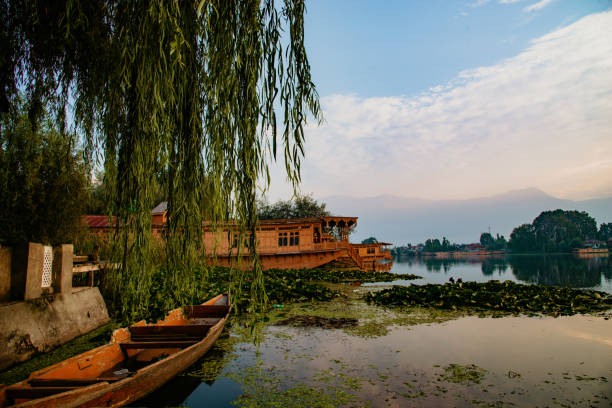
[0,245,11,301]
[10,243,44,300]
[53,244,74,294]
[88,245,99,287]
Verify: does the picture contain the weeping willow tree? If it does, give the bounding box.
[1,0,320,320]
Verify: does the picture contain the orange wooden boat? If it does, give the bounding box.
[0,293,231,408]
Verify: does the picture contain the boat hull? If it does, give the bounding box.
[3,294,230,408]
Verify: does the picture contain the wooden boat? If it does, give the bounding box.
[0,293,231,408]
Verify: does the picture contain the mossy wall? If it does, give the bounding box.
[0,287,109,371]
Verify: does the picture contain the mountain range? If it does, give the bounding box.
[322,188,612,245]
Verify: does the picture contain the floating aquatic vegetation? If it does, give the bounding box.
[345,321,390,338]
[274,315,358,329]
[185,331,241,383]
[226,366,363,408]
[105,265,412,324]
[437,364,488,385]
[364,280,612,316]
[265,268,421,283]
[265,298,467,339]
[507,370,521,379]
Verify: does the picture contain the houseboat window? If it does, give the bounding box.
[367,247,375,254]
[278,232,288,246]
[232,234,238,248]
[244,234,252,248]
[290,231,300,246]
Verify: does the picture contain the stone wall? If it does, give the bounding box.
[0,287,110,371]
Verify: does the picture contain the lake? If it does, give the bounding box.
[379,253,612,294]
[130,254,612,407]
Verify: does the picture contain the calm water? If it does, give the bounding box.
[133,313,612,408]
[130,254,612,407]
[376,253,612,294]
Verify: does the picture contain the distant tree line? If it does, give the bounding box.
[388,209,611,258]
[256,195,352,240]
[479,232,508,250]
[424,237,458,252]
[389,244,414,259]
[257,194,330,220]
[509,209,610,252]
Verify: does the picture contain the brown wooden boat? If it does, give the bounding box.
[0,293,231,408]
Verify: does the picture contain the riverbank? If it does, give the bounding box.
[396,249,610,259]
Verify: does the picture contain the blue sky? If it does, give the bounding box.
[265,0,612,202]
[304,0,611,97]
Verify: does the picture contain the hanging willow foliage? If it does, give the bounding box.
[1,0,320,321]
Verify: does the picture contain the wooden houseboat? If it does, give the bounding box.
[84,203,393,272]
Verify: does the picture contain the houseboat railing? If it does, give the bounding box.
[313,241,342,251]
[72,254,101,287]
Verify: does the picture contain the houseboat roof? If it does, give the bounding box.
[201,216,358,229]
[150,202,356,227]
[84,215,116,228]
[84,214,357,229]
[258,216,356,226]
[152,201,168,214]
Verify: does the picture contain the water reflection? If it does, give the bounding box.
[128,330,239,407]
[144,314,612,408]
[481,258,508,276]
[510,255,611,288]
[130,374,202,408]
[389,254,612,293]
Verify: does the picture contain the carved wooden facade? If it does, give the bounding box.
[84,205,393,272]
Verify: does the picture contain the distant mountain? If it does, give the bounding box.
[322,188,612,245]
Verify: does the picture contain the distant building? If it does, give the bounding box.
[466,243,485,251]
[584,239,606,249]
[573,247,609,254]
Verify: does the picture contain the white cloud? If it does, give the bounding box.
[524,0,555,12]
[471,0,528,7]
[268,11,612,201]
[470,0,555,12]
[469,0,490,7]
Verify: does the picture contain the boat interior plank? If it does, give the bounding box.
[129,324,212,337]
[120,341,197,350]
[184,305,230,318]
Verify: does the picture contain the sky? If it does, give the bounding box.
[264,0,612,202]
